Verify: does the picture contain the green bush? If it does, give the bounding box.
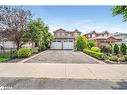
[120,43,126,55]
[109,56,118,62]
[124,55,127,61]
[17,48,31,58]
[83,49,105,60]
[91,47,101,52]
[88,40,96,48]
[118,57,125,62]
[76,35,88,51]
[114,44,119,54]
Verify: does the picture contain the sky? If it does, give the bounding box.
[22,6,127,34]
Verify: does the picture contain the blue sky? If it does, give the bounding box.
[23,6,127,34]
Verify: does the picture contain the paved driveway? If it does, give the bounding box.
[25,50,100,63]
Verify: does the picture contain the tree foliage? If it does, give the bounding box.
[22,18,53,52]
[112,6,127,22]
[76,35,88,51]
[0,6,32,49]
[120,43,126,55]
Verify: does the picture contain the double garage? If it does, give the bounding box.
[51,38,75,50]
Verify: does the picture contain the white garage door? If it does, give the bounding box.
[51,42,62,49]
[63,42,74,49]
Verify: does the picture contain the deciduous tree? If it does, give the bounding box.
[0,6,32,49]
[112,6,127,22]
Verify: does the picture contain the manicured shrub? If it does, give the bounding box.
[91,47,101,52]
[17,48,31,58]
[83,49,105,60]
[120,43,126,55]
[76,35,88,51]
[108,42,113,54]
[109,55,118,62]
[100,45,110,54]
[124,55,127,61]
[88,40,96,48]
[118,57,125,62]
[114,44,119,55]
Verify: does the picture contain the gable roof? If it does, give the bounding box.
[53,28,66,33]
[90,36,122,40]
[53,28,81,33]
[84,31,109,35]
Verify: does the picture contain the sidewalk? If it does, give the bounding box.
[0,63,127,79]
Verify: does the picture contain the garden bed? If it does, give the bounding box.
[105,60,127,64]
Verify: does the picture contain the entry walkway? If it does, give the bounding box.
[0,63,127,79]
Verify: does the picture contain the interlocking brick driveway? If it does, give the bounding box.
[25,50,100,63]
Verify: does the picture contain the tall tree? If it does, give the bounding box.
[112,6,127,22]
[0,6,32,49]
[22,18,53,53]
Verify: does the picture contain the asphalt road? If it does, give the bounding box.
[25,50,99,63]
[0,78,127,89]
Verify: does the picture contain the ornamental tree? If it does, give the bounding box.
[114,44,119,55]
[88,40,96,48]
[0,6,32,50]
[120,43,126,55]
[76,35,88,51]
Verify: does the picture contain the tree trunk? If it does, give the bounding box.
[31,42,34,53]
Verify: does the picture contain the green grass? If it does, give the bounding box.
[0,52,11,62]
[0,58,10,62]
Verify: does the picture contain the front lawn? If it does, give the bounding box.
[0,52,11,62]
[0,51,17,62]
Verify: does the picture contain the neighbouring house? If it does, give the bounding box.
[51,28,81,49]
[84,31,109,39]
[84,31,122,47]
[90,36,122,47]
[0,31,32,49]
[112,32,127,45]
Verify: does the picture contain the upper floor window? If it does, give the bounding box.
[88,34,91,38]
[62,33,65,36]
[92,34,96,37]
[74,32,77,36]
[56,33,60,36]
[68,33,71,36]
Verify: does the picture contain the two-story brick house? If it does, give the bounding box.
[51,28,81,49]
[84,31,109,39]
[84,31,122,47]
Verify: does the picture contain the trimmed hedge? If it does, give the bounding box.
[109,55,118,62]
[91,47,101,52]
[17,48,31,58]
[124,55,127,61]
[118,57,125,62]
[83,49,105,60]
